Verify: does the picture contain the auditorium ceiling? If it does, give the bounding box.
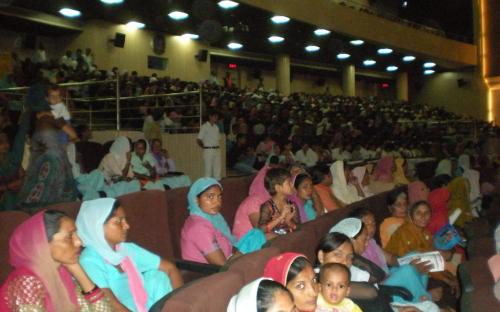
[2,0,474,76]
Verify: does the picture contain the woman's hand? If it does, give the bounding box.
[410,258,433,274]
[62,262,96,293]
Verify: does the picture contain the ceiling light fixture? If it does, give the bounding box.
[218,1,239,9]
[168,11,189,20]
[181,33,199,40]
[378,48,393,55]
[227,42,243,50]
[126,21,145,29]
[386,65,398,72]
[403,55,416,62]
[100,0,124,4]
[363,59,376,66]
[268,35,285,43]
[271,15,290,24]
[350,40,364,46]
[59,8,81,18]
[305,45,320,52]
[314,29,330,36]
[337,53,350,60]
[424,69,435,75]
[423,62,436,68]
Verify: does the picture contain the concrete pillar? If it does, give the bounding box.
[342,64,355,96]
[396,72,408,101]
[275,54,290,96]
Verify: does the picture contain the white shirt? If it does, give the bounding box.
[51,102,71,121]
[198,122,220,147]
[295,148,318,167]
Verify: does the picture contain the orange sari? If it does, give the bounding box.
[379,217,405,248]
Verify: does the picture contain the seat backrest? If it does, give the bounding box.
[162,271,244,312]
[0,211,31,283]
[267,230,319,262]
[227,247,281,284]
[46,201,82,220]
[164,187,190,259]
[219,177,251,228]
[119,190,174,260]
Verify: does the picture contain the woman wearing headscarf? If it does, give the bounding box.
[330,160,362,206]
[379,188,408,248]
[130,139,166,191]
[262,253,318,312]
[407,180,430,205]
[393,158,409,185]
[76,198,182,312]
[227,278,294,312]
[0,210,112,311]
[369,156,395,194]
[351,166,373,198]
[98,136,141,195]
[289,173,323,223]
[427,187,451,235]
[447,176,474,228]
[17,84,78,212]
[457,154,481,211]
[434,159,452,176]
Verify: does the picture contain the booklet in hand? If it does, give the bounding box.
[397,251,445,272]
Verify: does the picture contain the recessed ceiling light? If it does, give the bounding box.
[168,11,189,20]
[181,33,199,40]
[350,40,364,46]
[337,53,350,60]
[227,42,243,50]
[100,0,124,4]
[271,15,290,24]
[378,48,393,55]
[126,21,145,29]
[268,35,285,43]
[314,29,330,36]
[386,65,398,72]
[403,55,416,62]
[424,69,435,75]
[363,59,376,66]
[305,45,320,52]
[218,1,239,9]
[423,62,436,68]
[59,8,81,18]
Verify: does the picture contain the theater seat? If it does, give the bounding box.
[0,211,30,283]
[267,230,318,261]
[220,177,251,228]
[46,201,82,220]
[226,247,281,284]
[164,187,189,259]
[161,271,244,312]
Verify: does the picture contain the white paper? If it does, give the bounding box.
[449,209,462,225]
[397,251,445,272]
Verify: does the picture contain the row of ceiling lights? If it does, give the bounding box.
[58,1,437,75]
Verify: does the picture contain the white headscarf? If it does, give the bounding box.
[329,218,362,238]
[227,278,270,312]
[351,166,373,198]
[458,154,481,203]
[330,161,361,205]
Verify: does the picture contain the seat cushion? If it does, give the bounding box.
[220,177,251,228]
[165,187,190,259]
[227,247,281,284]
[0,211,31,283]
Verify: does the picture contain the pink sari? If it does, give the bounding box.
[0,211,77,312]
[373,156,394,183]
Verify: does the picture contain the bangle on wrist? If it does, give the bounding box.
[82,284,99,296]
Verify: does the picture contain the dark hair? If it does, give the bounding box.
[428,174,452,190]
[151,138,162,146]
[264,168,291,196]
[43,210,67,241]
[319,263,351,285]
[75,124,89,139]
[257,280,292,312]
[316,232,352,256]
[349,207,373,219]
[294,173,312,189]
[409,200,431,219]
[309,165,330,185]
[286,256,312,285]
[47,84,60,93]
[104,199,122,223]
[135,139,147,149]
[386,187,407,206]
[353,222,365,240]
[269,155,280,165]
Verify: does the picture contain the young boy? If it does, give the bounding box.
[258,167,299,236]
[317,263,362,312]
[47,86,71,122]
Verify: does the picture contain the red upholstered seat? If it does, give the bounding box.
[227,247,281,284]
[46,201,82,220]
[164,187,190,259]
[220,177,252,228]
[0,211,31,283]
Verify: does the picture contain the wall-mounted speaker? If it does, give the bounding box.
[196,49,208,62]
[113,33,126,48]
[457,78,468,88]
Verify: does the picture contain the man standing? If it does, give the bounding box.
[197,111,221,180]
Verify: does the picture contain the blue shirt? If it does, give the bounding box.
[80,242,172,311]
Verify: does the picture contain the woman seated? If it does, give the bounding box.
[330,160,363,206]
[0,210,112,311]
[289,173,324,223]
[310,164,339,212]
[369,156,395,195]
[427,175,452,235]
[408,180,430,205]
[385,201,460,310]
[227,278,295,312]
[352,165,374,198]
[181,178,240,265]
[263,253,318,312]
[131,139,165,190]
[258,168,299,236]
[379,188,408,248]
[393,158,410,186]
[150,138,191,188]
[76,198,183,311]
[447,175,474,228]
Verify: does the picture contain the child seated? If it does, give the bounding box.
[317,263,362,312]
[258,168,299,236]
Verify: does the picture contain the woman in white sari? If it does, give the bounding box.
[330,160,363,206]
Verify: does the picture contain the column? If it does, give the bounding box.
[276,54,291,96]
[396,72,408,101]
[342,64,355,96]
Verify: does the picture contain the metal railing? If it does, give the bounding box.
[0,79,203,132]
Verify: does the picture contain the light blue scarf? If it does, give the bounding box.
[188,178,236,245]
[76,198,126,265]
